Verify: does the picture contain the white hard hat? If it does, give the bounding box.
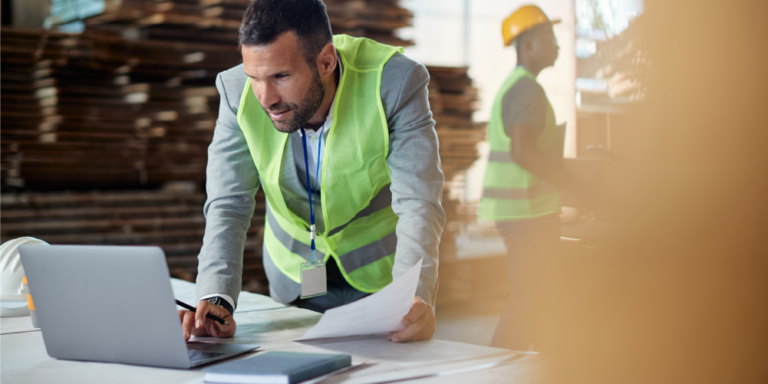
[1,237,49,300]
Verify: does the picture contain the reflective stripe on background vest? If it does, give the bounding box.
[478,66,561,221]
[237,35,402,293]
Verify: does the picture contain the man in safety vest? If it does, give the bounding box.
[479,5,595,350]
[178,0,445,343]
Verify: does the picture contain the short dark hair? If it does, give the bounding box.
[238,0,333,66]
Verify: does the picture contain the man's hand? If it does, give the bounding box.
[388,296,435,343]
[178,300,236,341]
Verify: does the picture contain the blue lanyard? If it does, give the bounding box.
[300,127,323,264]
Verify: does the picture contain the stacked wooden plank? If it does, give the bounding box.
[83,0,245,45]
[0,29,250,287]
[428,67,484,180]
[1,31,62,188]
[0,189,269,294]
[425,66,485,262]
[325,0,413,46]
[83,0,413,47]
[0,28,242,189]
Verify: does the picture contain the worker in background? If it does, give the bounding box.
[479,5,596,350]
[179,0,445,343]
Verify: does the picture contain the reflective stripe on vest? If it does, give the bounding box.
[488,151,515,163]
[237,35,403,293]
[479,66,561,221]
[328,184,393,236]
[265,204,397,273]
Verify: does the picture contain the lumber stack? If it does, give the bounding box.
[83,0,413,47]
[0,28,262,289]
[0,27,242,189]
[0,189,269,294]
[325,0,413,46]
[83,0,244,45]
[1,31,61,188]
[426,66,484,181]
[425,66,485,261]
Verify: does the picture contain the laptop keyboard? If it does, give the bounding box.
[188,350,226,362]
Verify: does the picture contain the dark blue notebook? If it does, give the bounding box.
[203,351,351,384]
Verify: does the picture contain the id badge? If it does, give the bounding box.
[300,260,327,299]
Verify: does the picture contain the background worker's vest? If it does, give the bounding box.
[479,66,561,221]
[237,35,403,293]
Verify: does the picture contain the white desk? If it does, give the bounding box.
[1,279,545,383]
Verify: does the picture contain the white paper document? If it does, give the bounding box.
[296,259,423,340]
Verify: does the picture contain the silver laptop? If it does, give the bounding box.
[19,245,258,369]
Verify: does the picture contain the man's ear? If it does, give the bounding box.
[316,43,338,77]
[521,37,533,54]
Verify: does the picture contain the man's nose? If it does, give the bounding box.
[255,81,280,108]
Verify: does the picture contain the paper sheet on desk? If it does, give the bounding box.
[296,259,423,341]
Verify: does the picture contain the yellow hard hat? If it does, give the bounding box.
[501,5,561,47]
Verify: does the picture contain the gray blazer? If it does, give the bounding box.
[195,52,446,308]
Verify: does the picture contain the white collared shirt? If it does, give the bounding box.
[294,97,334,192]
[293,58,342,192]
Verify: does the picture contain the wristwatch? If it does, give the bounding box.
[202,296,234,317]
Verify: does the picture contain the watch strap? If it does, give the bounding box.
[203,296,234,317]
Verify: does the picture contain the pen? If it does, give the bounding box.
[175,299,231,326]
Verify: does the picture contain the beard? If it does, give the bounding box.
[261,68,325,134]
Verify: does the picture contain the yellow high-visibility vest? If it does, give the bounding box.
[479,66,561,221]
[237,35,402,292]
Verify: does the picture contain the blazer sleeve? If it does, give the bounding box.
[195,70,261,307]
[381,54,446,309]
